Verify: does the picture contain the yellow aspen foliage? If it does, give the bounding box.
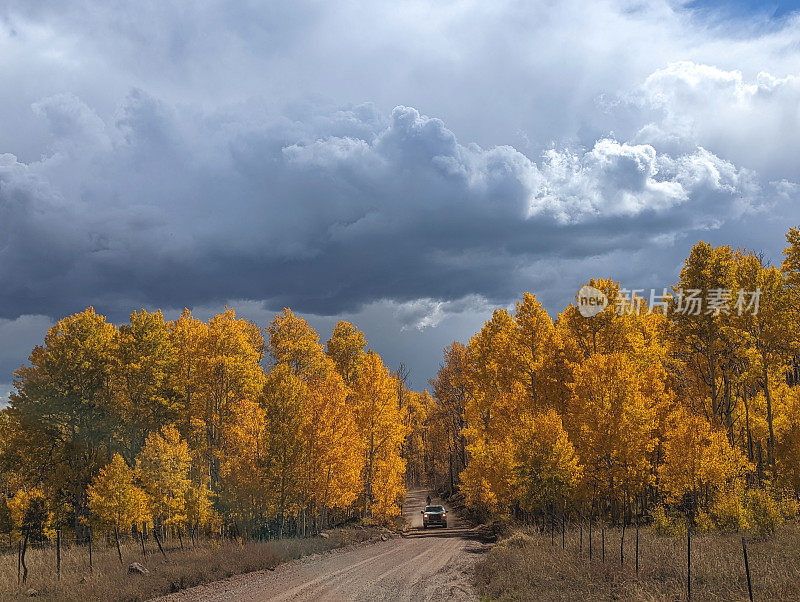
[402,389,433,488]
[460,440,507,513]
[302,360,363,512]
[325,321,367,385]
[115,309,178,456]
[196,309,265,489]
[267,308,326,378]
[783,226,800,286]
[466,309,525,418]
[512,409,581,514]
[370,451,407,521]
[426,343,470,494]
[170,309,209,439]
[558,279,634,357]
[512,293,556,410]
[261,364,307,527]
[460,301,561,513]
[219,399,270,530]
[87,454,149,534]
[670,242,738,433]
[460,312,524,510]
[661,409,751,505]
[4,226,799,540]
[351,351,408,520]
[732,251,793,478]
[268,313,365,519]
[7,487,54,541]
[185,482,214,530]
[8,307,119,527]
[136,424,192,528]
[773,384,800,492]
[570,352,658,509]
[782,228,800,385]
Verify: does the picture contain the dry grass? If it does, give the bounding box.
[0,527,382,601]
[474,521,800,601]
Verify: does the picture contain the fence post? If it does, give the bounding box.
[114,525,123,565]
[742,537,753,602]
[687,520,691,601]
[154,529,167,559]
[602,527,605,563]
[635,523,639,575]
[17,540,21,584]
[21,529,29,584]
[57,529,62,580]
[88,527,93,574]
[579,524,583,556]
[620,522,625,566]
[588,518,592,561]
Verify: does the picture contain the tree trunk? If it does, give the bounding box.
[763,360,777,479]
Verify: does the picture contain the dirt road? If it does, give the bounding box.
[158,490,487,601]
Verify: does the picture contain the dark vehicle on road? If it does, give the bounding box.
[421,505,447,528]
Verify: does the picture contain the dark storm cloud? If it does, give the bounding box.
[0,95,768,322]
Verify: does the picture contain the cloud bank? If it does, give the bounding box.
[1,0,799,390]
[0,99,767,321]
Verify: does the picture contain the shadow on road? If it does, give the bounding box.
[403,526,495,543]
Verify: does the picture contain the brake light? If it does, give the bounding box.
[423,513,429,518]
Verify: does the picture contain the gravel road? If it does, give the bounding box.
[157,489,487,601]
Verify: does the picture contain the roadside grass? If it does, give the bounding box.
[474,521,800,601]
[0,527,382,601]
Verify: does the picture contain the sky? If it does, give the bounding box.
[1,0,799,397]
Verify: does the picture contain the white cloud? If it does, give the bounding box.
[629,61,800,179]
[388,295,495,331]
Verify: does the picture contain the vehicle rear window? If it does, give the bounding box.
[425,506,445,512]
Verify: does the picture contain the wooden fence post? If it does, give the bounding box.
[154,530,167,559]
[20,529,29,584]
[742,537,753,602]
[687,520,691,601]
[114,526,123,565]
[56,529,62,580]
[602,527,605,563]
